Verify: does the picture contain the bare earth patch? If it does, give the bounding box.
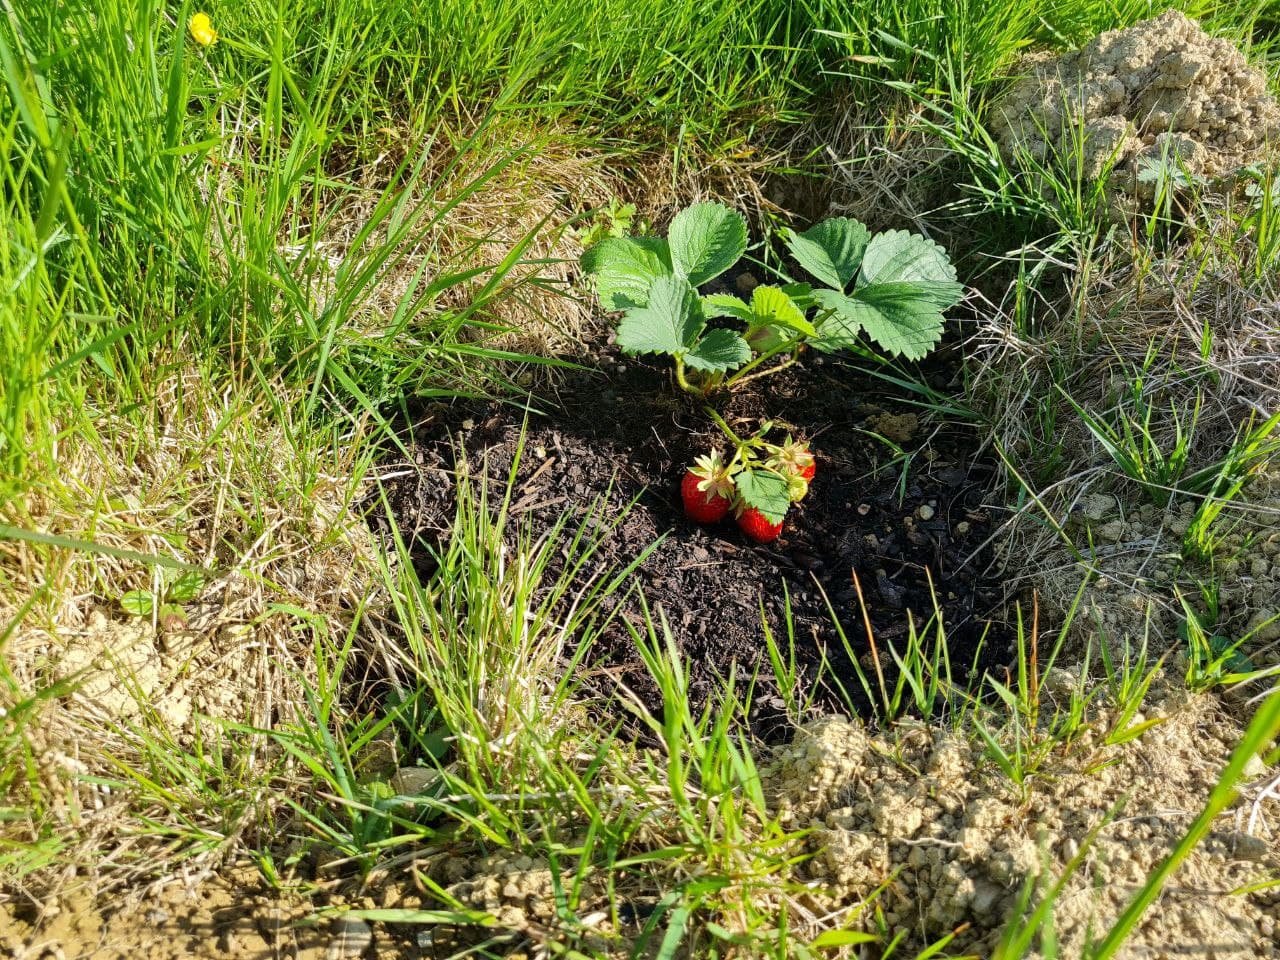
[991,10,1280,210]
[0,864,418,960]
[768,678,1279,956]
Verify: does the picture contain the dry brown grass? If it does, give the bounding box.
[0,356,383,900]
[307,118,797,370]
[968,218,1280,652]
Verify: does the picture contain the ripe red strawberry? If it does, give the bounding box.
[682,471,731,523]
[737,506,784,543]
[681,451,736,524]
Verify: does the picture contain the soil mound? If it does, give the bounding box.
[378,347,1012,731]
[767,682,1280,956]
[992,11,1280,205]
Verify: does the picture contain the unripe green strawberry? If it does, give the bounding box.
[786,473,810,503]
[769,436,815,503]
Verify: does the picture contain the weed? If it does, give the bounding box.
[1181,410,1280,563]
[1097,628,1166,747]
[1177,588,1268,692]
[1058,369,1201,508]
[760,584,824,721]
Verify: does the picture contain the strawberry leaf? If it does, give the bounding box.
[809,289,866,351]
[582,236,672,310]
[684,328,751,373]
[812,281,959,360]
[615,275,704,358]
[702,292,753,322]
[785,217,870,291]
[669,202,748,286]
[734,469,790,524]
[750,285,815,336]
[859,230,957,286]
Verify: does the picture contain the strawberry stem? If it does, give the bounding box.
[704,406,746,448]
[674,355,698,395]
[722,343,799,390]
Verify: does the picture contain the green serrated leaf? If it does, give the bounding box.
[581,236,672,310]
[702,292,753,322]
[809,288,867,352]
[684,328,751,373]
[668,202,747,286]
[734,470,790,524]
[750,285,815,336]
[848,281,958,360]
[785,218,870,291]
[859,230,957,286]
[120,590,156,617]
[615,275,704,358]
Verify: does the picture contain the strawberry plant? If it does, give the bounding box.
[582,200,958,536]
[680,413,816,543]
[581,202,963,397]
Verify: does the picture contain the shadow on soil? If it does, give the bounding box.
[372,343,1016,739]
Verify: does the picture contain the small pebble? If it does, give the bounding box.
[327,917,373,960]
[917,504,935,521]
[955,521,970,534]
[857,503,871,516]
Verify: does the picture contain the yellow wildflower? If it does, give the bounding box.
[188,12,217,46]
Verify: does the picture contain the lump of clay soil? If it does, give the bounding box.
[991,10,1280,210]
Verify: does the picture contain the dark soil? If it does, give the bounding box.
[374,346,1014,737]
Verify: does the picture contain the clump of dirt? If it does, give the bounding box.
[766,679,1280,956]
[1027,482,1280,669]
[991,10,1280,208]
[43,610,262,737]
[0,864,422,960]
[376,345,1012,731]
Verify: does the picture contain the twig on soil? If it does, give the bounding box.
[1243,769,1280,837]
[896,837,965,849]
[520,456,557,491]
